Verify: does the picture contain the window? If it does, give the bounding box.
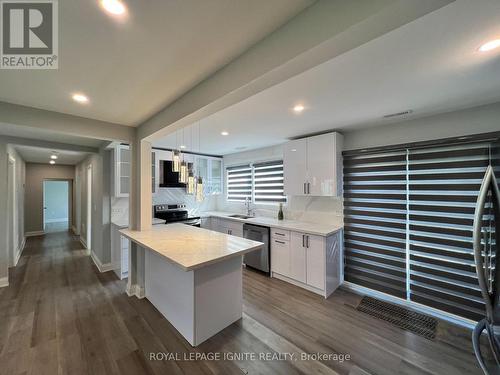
[226,161,286,204]
[343,141,495,322]
[226,164,252,202]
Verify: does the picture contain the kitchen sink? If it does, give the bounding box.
[229,214,253,219]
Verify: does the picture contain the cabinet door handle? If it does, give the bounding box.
[275,232,285,236]
[303,182,306,194]
[275,240,285,244]
[307,182,310,195]
[302,235,305,247]
[306,235,310,248]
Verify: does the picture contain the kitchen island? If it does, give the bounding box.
[120,223,263,346]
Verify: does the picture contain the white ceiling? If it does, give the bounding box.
[153,0,500,155]
[14,145,90,165]
[0,0,314,126]
[0,123,105,148]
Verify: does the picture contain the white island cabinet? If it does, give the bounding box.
[120,224,263,347]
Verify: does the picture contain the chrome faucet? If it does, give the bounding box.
[245,197,254,217]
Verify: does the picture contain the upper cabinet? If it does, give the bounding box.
[283,132,343,197]
[196,156,223,195]
[114,144,131,197]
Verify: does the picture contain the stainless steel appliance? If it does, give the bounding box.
[243,223,270,275]
[473,165,500,374]
[153,204,201,227]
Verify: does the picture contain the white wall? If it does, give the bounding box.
[219,144,343,225]
[343,101,500,151]
[6,145,26,267]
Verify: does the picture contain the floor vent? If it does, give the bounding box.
[356,296,438,340]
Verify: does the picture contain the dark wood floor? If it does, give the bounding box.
[0,231,485,375]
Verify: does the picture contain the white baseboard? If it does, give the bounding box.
[25,231,44,237]
[126,283,145,299]
[80,237,88,249]
[90,251,114,273]
[0,277,8,288]
[14,237,26,266]
[44,218,68,223]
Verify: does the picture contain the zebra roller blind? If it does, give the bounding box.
[226,164,252,202]
[408,143,490,321]
[344,141,493,321]
[343,151,408,299]
[253,161,286,204]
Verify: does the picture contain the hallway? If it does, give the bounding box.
[0,231,483,375]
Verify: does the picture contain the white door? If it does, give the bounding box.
[271,238,290,276]
[305,234,325,290]
[283,138,307,196]
[290,231,306,283]
[307,133,335,196]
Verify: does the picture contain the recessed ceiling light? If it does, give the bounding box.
[479,39,500,52]
[100,0,127,16]
[50,154,58,160]
[180,145,186,149]
[72,93,89,103]
[293,104,305,113]
[49,160,55,165]
[221,131,229,136]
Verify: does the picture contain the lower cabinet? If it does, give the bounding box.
[200,217,212,230]
[271,228,341,298]
[216,218,243,237]
[111,224,129,280]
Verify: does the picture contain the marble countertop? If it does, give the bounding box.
[120,223,263,271]
[202,211,343,237]
[112,217,165,228]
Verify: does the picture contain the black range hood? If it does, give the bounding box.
[159,160,186,188]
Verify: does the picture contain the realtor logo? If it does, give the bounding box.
[1,0,58,69]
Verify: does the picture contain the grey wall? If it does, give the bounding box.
[43,181,69,222]
[24,163,75,233]
[76,150,112,265]
[343,101,500,151]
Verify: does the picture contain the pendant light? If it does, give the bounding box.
[196,176,204,202]
[179,128,188,183]
[196,122,204,202]
[172,130,180,172]
[186,125,196,194]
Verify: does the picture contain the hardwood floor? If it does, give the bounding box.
[0,231,484,375]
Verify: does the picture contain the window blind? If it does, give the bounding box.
[253,161,286,203]
[343,151,408,299]
[344,141,495,322]
[226,164,252,202]
[408,143,490,321]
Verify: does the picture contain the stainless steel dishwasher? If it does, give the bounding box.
[243,223,270,275]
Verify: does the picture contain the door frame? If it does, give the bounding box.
[7,156,17,267]
[42,179,73,232]
[86,165,92,250]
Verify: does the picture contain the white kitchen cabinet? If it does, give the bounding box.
[196,156,223,195]
[271,228,342,298]
[271,237,290,276]
[283,132,343,197]
[111,224,129,279]
[216,218,243,237]
[283,139,308,196]
[114,144,131,197]
[290,231,307,283]
[305,234,325,290]
[201,217,212,230]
